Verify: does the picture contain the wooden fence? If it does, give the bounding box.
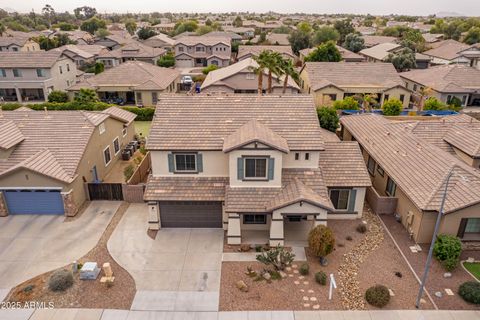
[127,152,151,185]
[87,183,124,201]
[122,184,146,203]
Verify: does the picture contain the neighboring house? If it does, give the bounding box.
[341,114,480,243]
[200,57,300,94]
[237,45,297,62]
[223,27,255,39]
[0,51,77,103]
[68,61,179,106]
[95,42,166,68]
[361,35,398,48]
[151,23,176,33]
[355,26,376,36]
[423,39,480,69]
[299,45,364,63]
[141,33,175,51]
[0,36,40,52]
[359,42,431,69]
[300,62,411,108]
[422,33,444,44]
[206,31,243,43]
[174,36,232,68]
[94,32,133,50]
[400,64,480,107]
[144,95,371,246]
[0,107,136,217]
[52,44,108,68]
[53,30,94,45]
[265,33,290,46]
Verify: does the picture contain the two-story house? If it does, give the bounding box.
[0,35,40,52]
[95,42,166,69]
[0,51,77,102]
[144,95,371,246]
[173,36,231,68]
[52,44,108,69]
[0,107,136,217]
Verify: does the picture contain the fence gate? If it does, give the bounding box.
[87,183,124,201]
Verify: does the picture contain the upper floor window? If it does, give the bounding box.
[179,46,184,52]
[295,152,300,160]
[36,68,46,77]
[12,47,18,52]
[59,66,63,74]
[245,157,267,179]
[386,177,396,196]
[103,146,112,166]
[305,153,310,160]
[175,153,197,172]
[113,137,120,155]
[99,122,106,134]
[13,69,22,77]
[399,94,405,103]
[246,73,255,80]
[0,69,5,77]
[413,84,417,91]
[122,127,127,137]
[244,214,266,224]
[66,64,70,72]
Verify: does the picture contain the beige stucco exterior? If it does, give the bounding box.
[0,40,40,52]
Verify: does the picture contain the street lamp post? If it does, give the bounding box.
[415,169,454,308]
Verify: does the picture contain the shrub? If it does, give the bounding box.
[299,263,309,275]
[157,53,175,68]
[256,245,295,271]
[333,96,359,110]
[123,164,135,182]
[48,90,69,103]
[316,107,339,133]
[48,269,74,292]
[202,64,219,75]
[459,281,480,304]
[308,225,335,258]
[424,97,446,111]
[448,96,462,111]
[356,223,367,234]
[433,234,462,271]
[382,98,403,116]
[74,88,99,104]
[315,271,327,285]
[365,285,390,308]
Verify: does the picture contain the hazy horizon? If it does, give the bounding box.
[1,0,479,17]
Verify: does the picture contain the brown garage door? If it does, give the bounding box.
[159,201,222,228]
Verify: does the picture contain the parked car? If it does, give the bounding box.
[181,75,193,85]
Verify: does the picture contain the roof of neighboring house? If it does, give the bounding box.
[68,61,180,91]
[97,41,166,59]
[361,35,398,47]
[52,44,107,59]
[96,32,133,46]
[359,42,402,61]
[422,33,443,43]
[266,33,290,46]
[237,45,296,60]
[200,57,299,91]
[0,107,136,183]
[443,126,480,158]
[302,62,405,91]
[400,64,480,93]
[144,176,228,201]
[0,35,33,47]
[142,33,175,46]
[147,95,325,151]
[223,27,255,34]
[206,31,243,41]
[299,45,364,62]
[341,114,480,214]
[423,39,472,60]
[101,106,137,125]
[174,35,231,47]
[0,51,67,68]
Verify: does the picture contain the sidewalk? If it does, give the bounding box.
[1,308,478,320]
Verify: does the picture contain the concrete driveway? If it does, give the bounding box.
[108,203,224,311]
[0,201,120,300]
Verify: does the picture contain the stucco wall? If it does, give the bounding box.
[229,149,283,187]
[151,151,229,177]
[283,151,320,168]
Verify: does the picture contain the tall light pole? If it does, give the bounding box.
[415,169,454,308]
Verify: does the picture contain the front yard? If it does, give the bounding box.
[463,262,480,281]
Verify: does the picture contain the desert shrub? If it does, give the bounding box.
[299,263,309,275]
[433,234,462,271]
[308,225,335,258]
[459,281,480,304]
[315,271,327,285]
[123,164,135,182]
[256,245,295,271]
[333,96,359,110]
[424,97,446,111]
[365,285,390,308]
[48,269,74,292]
[382,98,403,116]
[157,53,175,68]
[48,90,69,103]
[202,64,219,75]
[356,223,367,234]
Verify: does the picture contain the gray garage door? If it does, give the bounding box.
[159,201,222,228]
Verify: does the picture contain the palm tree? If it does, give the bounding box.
[265,51,284,93]
[417,87,433,112]
[279,58,299,94]
[252,50,270,95]
[358,93,378,112]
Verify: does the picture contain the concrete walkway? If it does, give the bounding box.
[0,308,478,320]
[0,201,120,299]
[108,204,224,311]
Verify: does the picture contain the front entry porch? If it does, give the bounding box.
[0,88,46,102]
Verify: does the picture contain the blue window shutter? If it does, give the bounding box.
[348,189,357,212]
[268,158,275,180]
[168,153,174,172]
[237,157,244,180]
[197,153,203,172]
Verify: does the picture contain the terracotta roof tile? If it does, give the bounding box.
[144,176,228,201]
[0,120,25,150]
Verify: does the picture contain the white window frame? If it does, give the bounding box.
[122,127,127,137]
[329,189,351,211]
[113,137,120,155]
[103,146,112,166]
[244,157,268,180]
[174,153,197,172]
[99,122,106,135]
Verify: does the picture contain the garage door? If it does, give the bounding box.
[3,189,64,215]
[159,201,222,228]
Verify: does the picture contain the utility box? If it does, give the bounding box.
[80,262,100,280]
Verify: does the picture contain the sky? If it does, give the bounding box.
[1,0,479,16]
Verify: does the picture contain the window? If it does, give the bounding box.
[99,122,106,134]
[447,95,452,104]
[35,68,45,77]
[462,95,467,105]
[383,94,390,102]
[399,94,405,103]
[12,47,18,51]
[465,218,480,234]
[179,46,184,52]
[66,64,70,72]
[175,153,197,172]
[103,146,112,166]
[295,153,300,160]
[59,66,63,74]
[13,69,22,77]
[367,155,376,176]
[122,127,127,137]
[244,157,267,179]
[413,84,417,91]
[152,92,158,104]
[246,73,255,80]
[377,165,384,177]
[329,189,350,210]
[0,69,5,77]
[386,177,396,196]
[113,137,120,155]
[243,214,266,224]
[305,153,310,160]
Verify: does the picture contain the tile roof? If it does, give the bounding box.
[237,45,296,60]
[174,36,231,46]
[53,44,107,58]
[0,120,24,149]
[142,33,175,46]
[341,114,480,213]
[147,95,325,151]
[223,119,289,153]
[361,35,398,47]
[423,39,472,60]
[266,33,290,46]
[102,106,137,125]
[444,126,480,157]
[0,51,66,68]
[300,45,364,62]
[359,42,402,61]
[68,61,180,91]
[206,31,243,41]
[144,176,228,201]
[400,65,480,93]
[97,41,166,59]
[0,35,32,47]
[303,62,404,91]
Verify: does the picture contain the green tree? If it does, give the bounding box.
[95,28,110,38]
[74,88,99,104]
[359,93,378,112]
[0,23,5,36]
[55,22,76,31]
[80,17,107,35]
[433,234,462,271]
[252,50,270,95]
[382,26,401,37]
[304,41,342,62]
[196,25,213,35]
[288,30,311,55]
[74,6,97,20]
[94,62,104,75]
[312,26,339,46]
[157,53,175,68]
[174,20,198,35]
[316,107,339,132]
[465,27,480,45]
[202,64,219,75]
[297,21,312,34]
[333,96,359,110]
[386,47,416,72]
[279,58,298,94]
[137,27,157,40]
[42,4,56,28]
[382,98,403,116]
[48,90,69,103]
[233,16,243,27]
[333,19,354,43]
[343,33,365,53]
[424,97,446,110]
[308,225,335,260]
[401,29,426,52]
[125,19,137,35]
